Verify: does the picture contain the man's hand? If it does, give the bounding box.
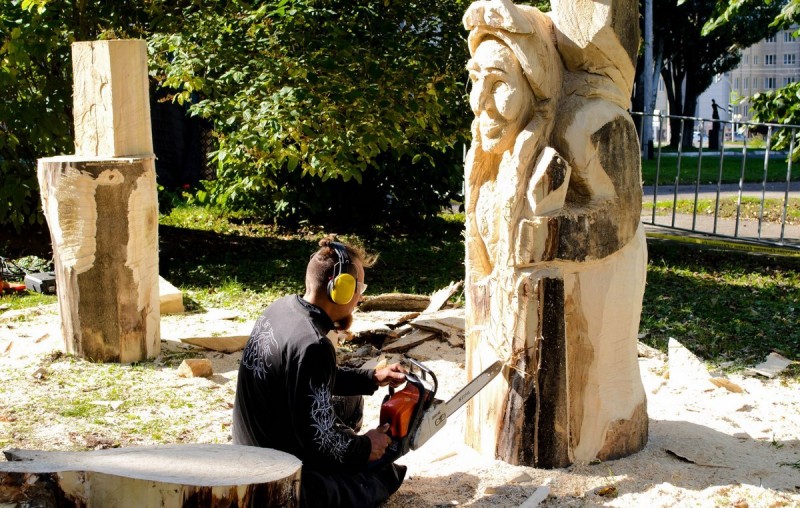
[366,423,392,461]
[373,363,407,387]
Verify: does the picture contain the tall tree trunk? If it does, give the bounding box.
[641,0,654,158]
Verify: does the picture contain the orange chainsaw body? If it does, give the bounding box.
[380,382,421,438]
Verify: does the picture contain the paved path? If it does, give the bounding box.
[641,183,800,250]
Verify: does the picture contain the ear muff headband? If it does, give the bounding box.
[327,242,356,305]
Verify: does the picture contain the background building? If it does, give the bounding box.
[653,26,800,144]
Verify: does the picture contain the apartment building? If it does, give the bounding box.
[698,25,800,124]
[652,27,800,129]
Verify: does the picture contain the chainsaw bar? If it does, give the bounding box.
[440,360,503,419]
[410,359,503,450]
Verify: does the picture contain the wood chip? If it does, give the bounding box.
[422,281,462,314]
[747,352,792,378]
[176,359,213,378]
[708,377,744,393]
[518,481,551,507]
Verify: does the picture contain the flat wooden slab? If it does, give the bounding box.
[1,444,299,486]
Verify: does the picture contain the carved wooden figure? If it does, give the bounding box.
[463,0,647,467]
[38,40,160,363]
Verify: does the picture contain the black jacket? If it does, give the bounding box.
[232,295,377,471]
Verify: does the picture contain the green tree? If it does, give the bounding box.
[710,1,800,160]
[651,0,784,148]
[0,0,188,231]
[150,0,475,227]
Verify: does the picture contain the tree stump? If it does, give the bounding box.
[38,40,159,362]
[463,0,647,467]
[0,444,302,507]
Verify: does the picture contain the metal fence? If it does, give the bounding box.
[630,111,799,253]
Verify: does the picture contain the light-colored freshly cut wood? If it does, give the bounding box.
[382,329,438,353]
[422,281,463,314]
[179,335,249,353]
[72,40,153,157]
[38,156,160,363]
[177,358,213,378]
[462,0,647,468]
[0,444,301,507]
[159,276,184,314]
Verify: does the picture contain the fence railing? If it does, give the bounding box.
[630,111,799,253]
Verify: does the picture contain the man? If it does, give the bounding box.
[232,236,407,507]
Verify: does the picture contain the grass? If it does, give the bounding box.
[641,153,795,186]
[642,196,800,225]
[159,205,799,377]
[2,205,798,380]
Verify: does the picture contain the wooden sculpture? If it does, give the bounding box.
[37,40,160,362]
[463,0,647,467]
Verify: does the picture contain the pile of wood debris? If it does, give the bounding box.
[333,281,465,366]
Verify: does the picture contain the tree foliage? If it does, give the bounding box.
[1,1,561,231]
[151,0,473,227]
[711,1,800,161]
[0,0,187,231]
[650,0,784,148]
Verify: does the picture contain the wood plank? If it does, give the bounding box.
[422,281,463,314]
[381,329,437,354]
[179,336,249,353]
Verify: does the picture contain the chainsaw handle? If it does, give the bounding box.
[404,356,438,398]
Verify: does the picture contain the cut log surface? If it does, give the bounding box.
[0,444,301,507]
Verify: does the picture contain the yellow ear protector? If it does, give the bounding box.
[327,242,357,305]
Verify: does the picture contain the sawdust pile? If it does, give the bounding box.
[1,304,798,507]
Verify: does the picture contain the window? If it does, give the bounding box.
[734,77,740,89]
[765,54,776,65]
[765,77,776,89]
[754,55,759,65]
[743,54,750,65]
[766,34,776,43]
[784,53,796,65]
[784,77,796,86]
[744,77,749,90]
[785,32,796,43]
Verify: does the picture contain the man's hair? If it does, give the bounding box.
[305,235,377,298]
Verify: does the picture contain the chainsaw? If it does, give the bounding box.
[374,356,503,466]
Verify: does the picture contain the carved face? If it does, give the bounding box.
[468,39,533,155]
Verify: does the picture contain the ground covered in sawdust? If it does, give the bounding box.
[0,304,798,507]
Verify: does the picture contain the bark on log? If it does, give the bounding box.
[38,156,160,362]
[0,444,301,507]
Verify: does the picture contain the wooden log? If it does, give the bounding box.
[38,156,160,363]
[72,40,153,157]
[179,336,249,353]
[36,39,159,363]
[359,293,433,312]
[0,444,301,507]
